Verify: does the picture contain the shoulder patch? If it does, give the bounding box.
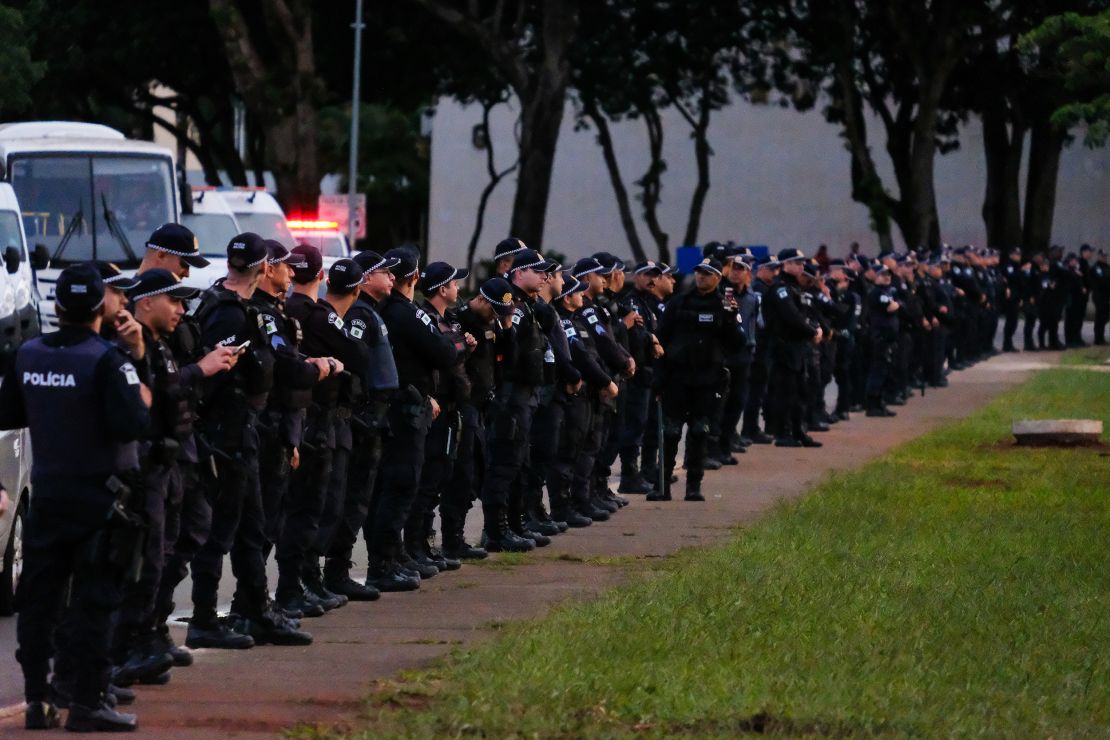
[351,326,364,339]
[121,362,140,386]
[776,287,788,299]
[328,312,344,330]
[587,314,599,325]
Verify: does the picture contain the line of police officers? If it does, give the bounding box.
[0,224,1099,731]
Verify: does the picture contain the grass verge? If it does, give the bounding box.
[354,368,1110,738]
[1059,344,1110,366]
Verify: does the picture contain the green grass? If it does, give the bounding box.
[354,369,1110,738]
[1060,344,1110,366]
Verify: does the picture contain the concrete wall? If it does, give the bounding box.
[427,95,1110,265]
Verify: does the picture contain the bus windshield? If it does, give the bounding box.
[10,154,175,267]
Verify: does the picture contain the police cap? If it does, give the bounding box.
[288,244,324,283]
[419,261,470,293]
[352,250,401,273]
[226,232,268,270]
[146,223,210,268]
[93,261,140,291]
[385,247,419,279]
[777,247,806,263]
[129,268,200,302]
[693,257,723,276]
[55,263,106,317]
[328,258,365,292]
[478,276,516,317]
[494,238,529,261]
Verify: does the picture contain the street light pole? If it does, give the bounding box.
[348,0,365,249]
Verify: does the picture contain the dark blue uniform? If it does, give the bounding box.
[0,326,149,709]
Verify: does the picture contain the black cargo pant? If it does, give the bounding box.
[718,361,750,449]
[365,393,432,560]
[833,336,854,413]
[1002,300,1020,349]
[191,436,269,624]
[866,337,896,405]
[480,383,537,511]
[115,453,173,647]
[329,424,383,578]
[572,393,606,503]
[440,402,485,527]
[154,461,208,626]
[405,407,458,548]
[768,354,805,440]
[257,410,293,553]
[593,378,625,495]
[549,391,592,513]
[742,347,772,437]
[525,389,562,517]
[1095,293,1108,344]
[661,381,717,486]
[313,414,353,567]
[16,485,124,707]
[275,408,335,600]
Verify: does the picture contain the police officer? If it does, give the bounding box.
[713,253,757,460]
[640,262,678,485]
[1091,250,1109,345]
[1001,246,1024,352]
[189,233,310,647]
[480,249,556,551]
[652,257,745,501]
[366,247,458,586]
[137,225,239,663]
[297,258,374,605]
[763,248,822,447]
[865,264,900,417]
[549,273,613,523]
[439,277,514,559]
[407,261,474,572]
[112,269,202,687]
[0,264,150,732]
[325,250,401,597]
[740,256,780,445]
[617,261,663,492]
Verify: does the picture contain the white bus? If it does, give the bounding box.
[0,121,178,327]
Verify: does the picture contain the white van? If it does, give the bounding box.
[180,188,237,291]
[0,182,37,615]
[0,121,178,328]
[219,188,294,245]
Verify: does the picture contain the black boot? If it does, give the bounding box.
[551,504,593,528]
[684,479,705,502]
[185,619,255,650]
[512,510,551,547]
[64,702,137,733]
[480,507,536,552]
[25,701,61,730]
[229,605,313,646]
[617,458,655,494]
[366,550,421,592]
[324,559,382,601]
[153,624,193,667]
[303,562,347,608]
[440,513,488,560]
[111,633,173,687]
[425,526,462,571]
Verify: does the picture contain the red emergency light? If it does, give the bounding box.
[287,219,340,230]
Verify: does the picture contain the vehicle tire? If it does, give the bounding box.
[0,497,25,617]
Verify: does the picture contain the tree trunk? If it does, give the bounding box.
[637,107,671,264]
[583,100,647,263]
[833,59,895,252]
[465,102,519,280]
[681,104,712,248]
[507,0,578,249]
[900,75,947,251]
[208,0,322,211]
[1023,116,1065,252]
[981,100,1025,248]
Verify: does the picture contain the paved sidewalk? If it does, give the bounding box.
[0,350,1045,736]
